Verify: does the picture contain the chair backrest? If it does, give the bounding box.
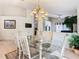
[16,31,31,59]
[27,35,40,59]
[16,31,21,50]
[51,32,67,52]
[16,31,26,48]
[20,36,31,59]
[42,31,52,43]
[41,32,52,50]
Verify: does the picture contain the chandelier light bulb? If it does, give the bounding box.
[31,0,48,19]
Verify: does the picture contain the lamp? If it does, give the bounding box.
[31,0,48,19]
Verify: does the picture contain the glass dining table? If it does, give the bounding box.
[27,35,68,59]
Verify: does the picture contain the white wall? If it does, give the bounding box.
[0,16,34,40]
[0,6,26,16]
[0,5,35,40]
[0,6,34,40]
[77,7,79,33]
[25,10,34,35]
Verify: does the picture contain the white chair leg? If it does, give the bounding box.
[19,50,21,59]
[23,52,24,59]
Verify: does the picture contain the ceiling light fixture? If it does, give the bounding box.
[31,0,48,19]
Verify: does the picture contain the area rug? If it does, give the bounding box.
[5,47,39,59]
[5,50,19,59]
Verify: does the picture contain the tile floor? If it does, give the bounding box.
[64,49,79,59]
[0,40,17,59]
[0,40,79,59]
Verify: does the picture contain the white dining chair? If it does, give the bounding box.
[16,31,31,59]
[16,31,22,59]
[20,36,31,59]
[49,33,69,59]
[42,32,52,52]
[42,33,69,59]
[38,31,52,59]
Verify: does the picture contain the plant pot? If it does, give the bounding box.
[72,49,79,55]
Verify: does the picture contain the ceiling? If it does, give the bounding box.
[0,0,78,17]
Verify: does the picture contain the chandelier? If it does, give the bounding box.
[31,0,48,19]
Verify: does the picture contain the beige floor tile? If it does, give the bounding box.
[0,40,17,59]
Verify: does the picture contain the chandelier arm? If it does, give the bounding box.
[31,0,48,19]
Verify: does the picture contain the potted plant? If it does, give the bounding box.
[68,33,79,55]
[63,16,77,32]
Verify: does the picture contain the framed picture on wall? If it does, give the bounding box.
[4,20,16,29]
[25,23,32,28]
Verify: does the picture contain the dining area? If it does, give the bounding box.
[0,31,79,59]
[4,31,71,59]
[0,0,78,59]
